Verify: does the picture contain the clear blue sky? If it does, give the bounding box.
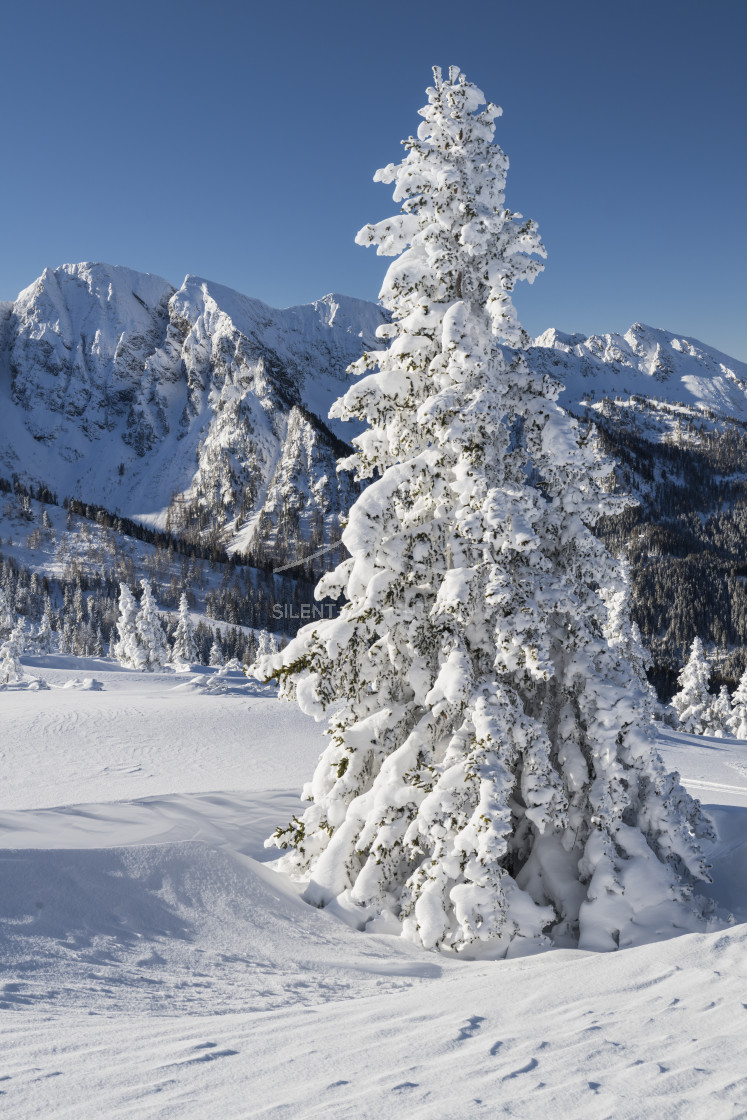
[2,0,746,359]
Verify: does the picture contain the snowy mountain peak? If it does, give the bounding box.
[0,263,385,559]
[307,292,388,337]
[17,261,174,323]
[533,327,588,351]
[530,322,747,420]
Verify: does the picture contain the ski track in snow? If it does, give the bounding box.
[1,659,747,1118]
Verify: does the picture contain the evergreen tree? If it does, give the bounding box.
[243,630,258,668]
[60,619,75,656]
[73,580,86,629]
[170,592,198,667]
[0,586,15,640]
[209,634,224,667]
[258,67,717,956]
[672,638,712,735]
[255,629,278,662]
[136,579,168,670]
[601,571,657,713]
[730,669,747,739]
[35,603,55,654]
[0,619,25,686]
[705,685,732,738]
[29,572,42,617]
[112,582,143,669]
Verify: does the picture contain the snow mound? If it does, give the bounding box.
[171,668,270,696]
[2,838,746,1118]
[60,677,103,691]
[1,675,49,691]
[0,842,440,1015]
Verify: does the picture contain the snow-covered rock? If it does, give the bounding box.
[531,322,747,421]
[0,263,385,559]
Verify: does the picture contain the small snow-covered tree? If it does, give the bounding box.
[170,592,198,667]
[729,668,747,739]
[705,685,732,738]
[601,569,656,715]
[136,580,168,670]
[35,603,55,654]
[0,587,15,641]
[209,634,224,668]
[0,619,25,686]
[59,619,75,656]
[72,581,86,629]
[256,630,278,661]
[672,638,711,735]
[257,68,718,956]
[113,582,143,669]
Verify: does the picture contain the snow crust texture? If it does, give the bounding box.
[0,659,746,1118]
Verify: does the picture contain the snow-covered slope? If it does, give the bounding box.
[1,658,746,1117]
[0,263,384,558]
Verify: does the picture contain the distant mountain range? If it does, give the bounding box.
[3,261,747,689]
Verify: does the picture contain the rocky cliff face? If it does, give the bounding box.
[0,263,385,561]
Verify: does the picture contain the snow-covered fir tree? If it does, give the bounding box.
[59,619,75,656]
[705,684,732,738]
[672,638,712,735]
[72,580,86,631]
[0,586,15,640]
[601,570,657,715]
[209,634,224,668]
[136,580,168,670]
[35,603,55,654]
[257,67,719,956]
[112,582,144,669]
[170,592,198,667]
[256,630,278,661]
[729,668,747,739]
[0,619,26,687]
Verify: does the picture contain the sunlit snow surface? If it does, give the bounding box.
[1,658,746,1117]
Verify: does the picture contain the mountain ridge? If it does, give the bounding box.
[4,262,747,684]
[0,262,386,564]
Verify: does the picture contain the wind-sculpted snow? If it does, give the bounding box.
[0,660,746,1117]
[0,842,439,1015]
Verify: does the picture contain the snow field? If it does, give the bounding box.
[0,659,746,1117]
[0,657,323,809]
